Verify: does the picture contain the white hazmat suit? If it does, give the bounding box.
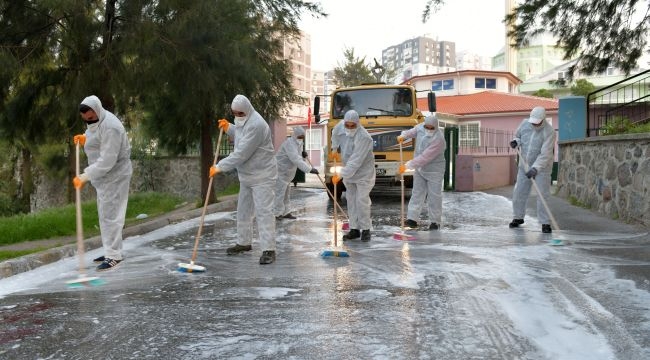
[401,114,446,227]
[217,95,278,252]
[80,95,132,262]
[510,106,556,229]
[273,127,314,218]
[339,110,375,236]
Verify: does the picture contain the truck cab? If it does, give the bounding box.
[314,83,436,198]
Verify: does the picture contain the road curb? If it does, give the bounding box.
[0,196,237,279]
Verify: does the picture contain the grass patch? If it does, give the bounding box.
[0,192,184,246]
[0,248,50,261]
[218,183,240,197]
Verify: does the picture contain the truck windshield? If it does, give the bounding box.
[332,88,413,119]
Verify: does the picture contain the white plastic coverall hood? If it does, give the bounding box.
[527,106,546,125]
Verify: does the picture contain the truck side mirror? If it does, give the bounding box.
[313,96,321,123]
[428,92,436,113]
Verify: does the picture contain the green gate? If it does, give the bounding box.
[444,127,458,191]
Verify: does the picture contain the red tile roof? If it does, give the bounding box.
[417,91,559,116]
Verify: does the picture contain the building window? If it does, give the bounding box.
[306,128,322,151]
[475,77,497,89]
[432,79,454,91]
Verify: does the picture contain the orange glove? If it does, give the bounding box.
[328,151,341,162]
[209,165,220,178]
[73,134,86,146]
[397,135,405,144]
[331,174,341,185]
[399,164,406,174]
[217,119,230,132]
[73,174,89,189]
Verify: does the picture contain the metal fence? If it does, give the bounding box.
[452,125,515,155]
[587,69,650,137]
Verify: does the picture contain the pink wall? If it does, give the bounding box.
[455,154,517,192]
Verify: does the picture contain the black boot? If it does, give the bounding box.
[361,230,371,242]
[509,219,524,228]
[404,219,418,228]
[541,224,552,233]
[429,223,439,230]
[343,229,360,240]
[259,250,276,264]
[227,244,252,255]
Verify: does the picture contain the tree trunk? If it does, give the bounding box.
[200,115,216,205]
[17,147,33,213]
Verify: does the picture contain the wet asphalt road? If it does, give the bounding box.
[1,187,649,359]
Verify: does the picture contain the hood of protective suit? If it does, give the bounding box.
[527,106,546,125]
[231,94,255,124]
[343,109,360,125]
[424,114,438,128]
[292,126,305,140]
[80,95,105,123]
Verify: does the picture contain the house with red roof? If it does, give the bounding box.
[403,71,559,191]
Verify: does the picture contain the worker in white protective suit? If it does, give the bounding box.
[73,95,132,271]
[274,126,319,219]
[397,114,447,230]
[508,106,556,233]
[210,94,278,264]
[331,110,375,241]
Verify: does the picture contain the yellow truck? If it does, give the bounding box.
[313,83,436,197]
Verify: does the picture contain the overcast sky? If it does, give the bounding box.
[299,0,508,71]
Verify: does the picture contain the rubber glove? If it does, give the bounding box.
[399,164,406,174]
[217,119,230,132]
[209,165,221,178]
[397,135,405,144]
[302,151,308,159]
[510,140,518,149]
[405,160,413,170]
[328,151,341,162]
[73,173,89,189]
[331,174,341,184]
[73,134,86,146]
[525,167,537,179]
[309,168,319,175]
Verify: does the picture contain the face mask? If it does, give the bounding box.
[296,139,304,146]
[425,129,435,137]
[87,122,99,131]
[234,116,246,127]
[345,128,357,137]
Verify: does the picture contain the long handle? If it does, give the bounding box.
[516,147,560,231]
[333,174,338,248]
[399,142,406,231]
[75,143,86,276]
[306,157,348,220]
[190,128,224,263]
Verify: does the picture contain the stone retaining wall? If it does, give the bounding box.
[556,133,650,227]
[31,156,238,211]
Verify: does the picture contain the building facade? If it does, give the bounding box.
[382,36,457,84]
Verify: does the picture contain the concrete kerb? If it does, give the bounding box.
[0,195,238,279]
